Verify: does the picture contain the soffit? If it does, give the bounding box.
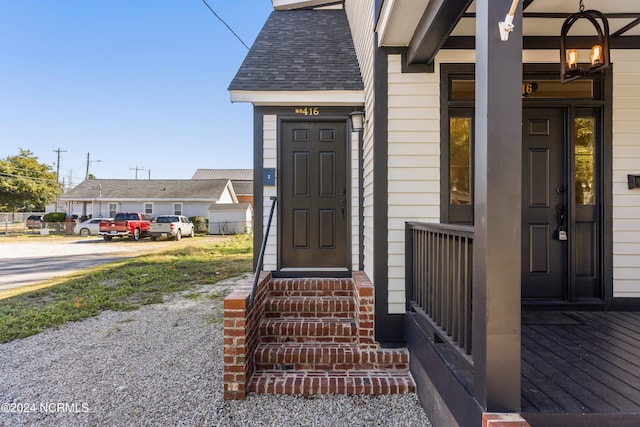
[452,0,640,37]
[378,0,640,47]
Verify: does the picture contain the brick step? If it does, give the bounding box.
[268,278,354,294]
[263,296,355,318]
[248,370,416,395]
[267,288,353,298]
[259,318,358,343]
[254,342,410,371]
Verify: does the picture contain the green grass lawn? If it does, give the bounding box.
[0,234,252,343]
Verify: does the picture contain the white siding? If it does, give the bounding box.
[346,0,375,279]
[262,115,278,271]
[385,51,475,313]
[612,50,640,298]
[386,54,441,313]
[385,47,640,305]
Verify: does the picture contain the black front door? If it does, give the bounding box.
[522,108,567,299]
[280,120,349,269]
[522,107,602,301]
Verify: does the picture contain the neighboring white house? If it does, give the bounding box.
[59,179,237,219]
[192,168,254,207]
[208,202,253,235]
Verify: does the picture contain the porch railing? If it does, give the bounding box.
[248,196,276,310]
[405,222,474,359]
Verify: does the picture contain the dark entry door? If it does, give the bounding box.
[522,108,567,299]
[280,120,348,269]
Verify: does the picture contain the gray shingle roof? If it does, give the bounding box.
[208,203,253,212]
[192,169,253,181]
[60,179,231,201]
[228,10,363,92]
[230,181,253,196]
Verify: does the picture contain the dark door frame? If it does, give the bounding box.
[440,63,613,308]
[276,115,352,275]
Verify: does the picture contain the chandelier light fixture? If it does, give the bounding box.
[560,0,610,83]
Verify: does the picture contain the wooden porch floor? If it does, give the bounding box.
[521,311,640,424]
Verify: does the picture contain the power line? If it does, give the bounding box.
[200,0,250,50]
[0,171,58,183]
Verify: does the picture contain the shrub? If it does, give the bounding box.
[189,216,207,233]
[43,212,67,222]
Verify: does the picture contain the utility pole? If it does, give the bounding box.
[148,169,151,180]
[129,165,144,180]
[85,152,101,179]
[52,148,67,184]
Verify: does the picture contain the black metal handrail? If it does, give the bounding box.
[248,196,277,310]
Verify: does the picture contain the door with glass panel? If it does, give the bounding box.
[447,106,602,301]
[521,107,601,301]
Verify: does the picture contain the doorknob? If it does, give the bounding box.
[340,188,346,219]
[556,185,565,195]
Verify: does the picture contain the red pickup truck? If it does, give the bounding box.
[99,213,152,241]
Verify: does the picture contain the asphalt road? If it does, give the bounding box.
[0,236,217,292]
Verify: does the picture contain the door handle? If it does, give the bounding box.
[340,188,346,219]
[555,203,567,241]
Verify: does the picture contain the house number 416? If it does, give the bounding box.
[294,107,319,116]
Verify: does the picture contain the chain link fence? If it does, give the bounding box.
[0,212,73,236]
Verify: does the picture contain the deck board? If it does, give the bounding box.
[521,312,640,416]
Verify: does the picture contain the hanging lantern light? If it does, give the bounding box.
[560,0,610,84]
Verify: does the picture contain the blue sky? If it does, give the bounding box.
[0,1,273,186]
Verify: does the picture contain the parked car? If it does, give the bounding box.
[99,213,152,241]
[25,215,43,229]
[74,218,112,237]
[149,215,195,241]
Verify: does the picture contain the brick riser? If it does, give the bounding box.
[249,370,415,395]
[248,277,415,396]
[263,296,355,318]
[254,343,409,371]
[259,318,358,344]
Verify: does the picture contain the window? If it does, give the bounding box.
[451,79,594,100]
[173,203,183,215]
[450,116,472,206]
[575,116,596,205]
[108,203,118,218]
[144,203,154,214]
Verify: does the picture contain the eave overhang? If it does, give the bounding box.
[229,90,365,106]
[376,0,472,65]
[271,0,341,10]
[377,0,640,66]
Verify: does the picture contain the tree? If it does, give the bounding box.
[0,149,61,212]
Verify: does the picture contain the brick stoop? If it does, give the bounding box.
[244,272,415,396]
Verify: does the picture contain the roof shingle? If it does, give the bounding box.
[229,10,363,92]
[60,179,231,201]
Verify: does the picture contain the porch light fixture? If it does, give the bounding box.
[349,110,365,132]
[560,0,610,84]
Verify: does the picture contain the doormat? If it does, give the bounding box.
[521,311,582,325]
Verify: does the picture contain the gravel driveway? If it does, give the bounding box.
[0,275,432,427]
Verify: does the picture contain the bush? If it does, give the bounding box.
[43,212,66,222]
[189,216,207,233]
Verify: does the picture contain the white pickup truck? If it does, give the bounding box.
[149,215,195,241]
